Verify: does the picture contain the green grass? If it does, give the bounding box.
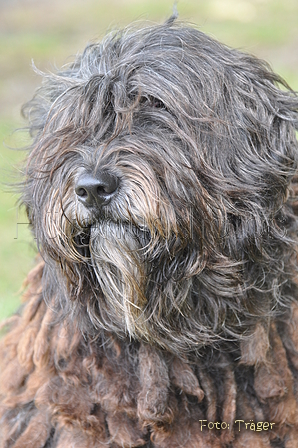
[0,122,36,318]
[0,0,297,320]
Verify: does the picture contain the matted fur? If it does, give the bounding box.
[1,17,298,447]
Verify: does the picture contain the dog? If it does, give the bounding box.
[1,16,298,448]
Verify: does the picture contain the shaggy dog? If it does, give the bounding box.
[1,17,298,448]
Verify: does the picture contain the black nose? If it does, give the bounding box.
[75,171,119,208]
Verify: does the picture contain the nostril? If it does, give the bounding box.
[76,187,89,198]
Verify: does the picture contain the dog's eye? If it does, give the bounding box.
[150,97,166,109]
[141,96,167,110]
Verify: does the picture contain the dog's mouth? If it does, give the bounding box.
[72,219,152,260]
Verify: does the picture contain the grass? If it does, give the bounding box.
[0,122,36,318]
[0,0,297,320]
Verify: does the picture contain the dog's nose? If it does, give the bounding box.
[75,171,119,208]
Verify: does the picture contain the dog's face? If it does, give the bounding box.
[22,19,298,353]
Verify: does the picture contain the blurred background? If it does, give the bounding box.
[0,0,297,319]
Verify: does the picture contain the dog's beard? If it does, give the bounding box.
[89,220,152,339]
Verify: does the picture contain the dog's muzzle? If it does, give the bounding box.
[75,170,119,208]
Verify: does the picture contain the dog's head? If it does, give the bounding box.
[22,18,298,352]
